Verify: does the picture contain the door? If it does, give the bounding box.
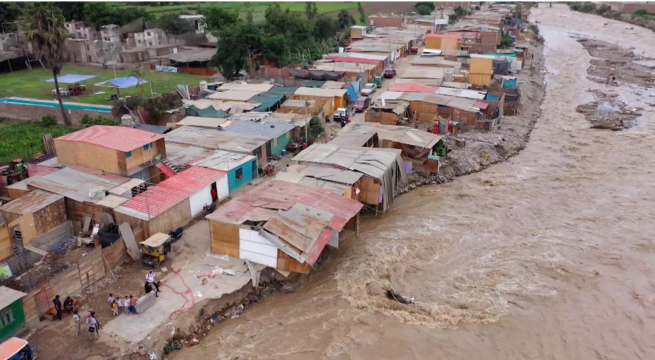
[35,289,50,317]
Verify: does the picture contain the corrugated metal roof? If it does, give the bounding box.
[165,126,268,154]
[400,67,445,79]
[320,81,346,89]
[0,190,63,214]
[56,125,163,152]
[0,286,26,310]
[207,90,261,102]
[116,185,190,219]
[327,52,388,61]
[184,99,259,114]
[95,194,128,208]
[341,122,443,149]
[165,143,213,167]
[379,91,404,100]
[223,119,297,140]
[313,62,377,72]
[219,82,274,93]
[206,180,363,231]
[427,33,462,39]
[295,87,347,98]
[389,83,438,93]
[412,57,461,67]
[190,150,256,171]
[275,164,362,187]
[158,166,226,194]
[267,86,298,95]
[28,166,129,204]
[264,204,332,253]
[324,56,381,65]
[177,116,228,129]
[131,123,171,135]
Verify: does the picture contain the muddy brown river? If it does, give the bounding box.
[172,5,655,359]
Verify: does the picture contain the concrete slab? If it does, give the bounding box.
[102,255,265,343]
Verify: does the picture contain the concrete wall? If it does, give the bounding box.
[0,102,111,125]
[617,3,655,14]
[189,185,212,218]
[30,221,73,253]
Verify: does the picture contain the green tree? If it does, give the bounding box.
[308,116,324,140]
[305,2,318,19]
[0,3,21,25]
[262,34,287,66]
[314,14,338,41]
[157,13,195,35]
[357,2,366,23]
[337,9,356,29]
[22,3,72,126]
[416,4,432,15]
[211,22,263,79]
[514,4,522,19]
[202,7,239,32]
[500,33,514,48]
[415,2,435,11]
[634,9,649,16]
[54,2,85,21]
[244,2,254,23]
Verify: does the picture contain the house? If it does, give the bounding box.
[0,190,67,246]
[469,54,495,87]
[189,150,258,193]
[0,287,27,342]
[135,28,168,48]
[350,25,367,39]
[367,15,405,28]
[158,166,228,217]
[100,24,121,43]
[65,39,102,64]
[165,126,269,167]
[26,166,136,224]
[223,120,298,157]
[206,180,363,273]
[275,164,363,200]
[55,125,166,179]
[293,87,347,115]
[207,90,261,102]
[293,145,408,213]
[426,34,462,51]
[114,185,191,239]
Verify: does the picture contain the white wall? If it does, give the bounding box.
[189,185,213,217]
[216,176,229,201]
[238,228,278,268]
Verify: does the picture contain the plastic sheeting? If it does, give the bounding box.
[249,93,284,112]
[97,76,148,88]
[45,74,96,84]
[186,105,230,118]
[493,59,511,76]
[345,84,358,101]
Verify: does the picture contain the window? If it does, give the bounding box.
[149,143,153,149]
[143,144,149,150]
[235,167,243,181]
[126,151,132,158]
[0,309,14,328]
[147,32,151,36]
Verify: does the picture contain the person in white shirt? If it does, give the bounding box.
[86,313,98,340]
[145,271,161,297]
[72,310,81,337]
[116,297,123,312]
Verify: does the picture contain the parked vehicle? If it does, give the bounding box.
[168,227,184,242]
[410,46,418,55]
[0,337,37,360]
[421,49,443,57]
[140,233,172,268]
[333,107,350,122]
[361,83,377,96]
[354,97,371,112]
[383,68,396,78]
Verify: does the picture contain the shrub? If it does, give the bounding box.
[634,9,648,16]
[80,115,116,127]
[529,24,539,35]
[308,116,324,140]
[41,115,56,127]
[416,4,432,16]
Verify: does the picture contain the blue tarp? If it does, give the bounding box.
[502,79,518,89]
[345,83,357,101]
[97,76,148,88]
[45,74,96,84]
[486,94,500,101]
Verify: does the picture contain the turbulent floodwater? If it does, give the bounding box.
[173,5,655,360]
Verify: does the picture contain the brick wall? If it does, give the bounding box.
[0,102,112,124]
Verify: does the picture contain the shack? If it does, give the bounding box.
[0,190,66,246]
[293,87,347,115]
[223,120,297,157]
[275,164,363,200]
[207,180,363,273]
[293,144,408,213]
[189,150,258,193]
[114,186,191,238]
[469,54,495,87]
[158,166,228,217]
[0,286,26,342]
[365,101,410,125]
[425,33,462,51]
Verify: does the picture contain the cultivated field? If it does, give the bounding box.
[0,122,73,163]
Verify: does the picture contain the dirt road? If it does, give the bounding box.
[171,5,655,359]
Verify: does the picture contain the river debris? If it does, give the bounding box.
[576,90,642,130]
[577,38,655,88]
[386,289,416,305]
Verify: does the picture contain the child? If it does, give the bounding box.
[73,310,81,337]
[116,296,123,313]
[123,296,129,314]
[107,293,115,309]
[111,300,118,316]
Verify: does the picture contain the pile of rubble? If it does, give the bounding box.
[576,90,642,130]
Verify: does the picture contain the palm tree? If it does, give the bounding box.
[22,3,72,126]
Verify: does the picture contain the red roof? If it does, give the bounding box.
[474,100,490,110]
[56,125,164,152]
[427,33,462,39]
[207,180,363,231]
[325,56,381,65]
[389,83,438,93]
[120,186,190,217]
[158,166,226,193]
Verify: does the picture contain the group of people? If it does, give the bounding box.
[108,294,138,315]
[52,295,76,321]
[71,310,102,340]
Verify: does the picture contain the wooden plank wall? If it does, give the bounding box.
[33,198,67,236]
[78,248,106,288]
[210,222,239,258]
[22,292,39,326]
[64,198,115,224]
[276,250,311,274]
[7,187,29,200]
[102,239,129,270]
[0,225,12,262]
[48,266,82,300]
[147,198,192,238]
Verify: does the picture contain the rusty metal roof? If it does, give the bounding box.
[264,204,332,253]
[56,125,164,152]
[206,180,362,232]
[115,186,190,220]
[158,166,227,194]
[0,190,63,215]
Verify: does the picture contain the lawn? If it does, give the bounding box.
[120,2,359,18]
[0,122,74,163]
[0,64,210,105]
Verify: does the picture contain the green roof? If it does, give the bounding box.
[483,52,517,57]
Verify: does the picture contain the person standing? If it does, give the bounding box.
[107,293,115,309]
[146,271,160,297]
[72,310,81,337]
[91,311,102,338]
[86,313,98,340]
[129,295,138,314]
[111,301,118,316]
[53,295,62,321]
[123,296,129,314]
[116,296,123,313]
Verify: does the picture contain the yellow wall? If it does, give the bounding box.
[55,141,121,174]
[8,214,37,245]
[425,37,442,50]
[470,57,494,75]
[123,140,161,174]
[426,37,459,50]
[468,73,492,87]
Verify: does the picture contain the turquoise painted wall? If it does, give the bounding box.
[0,300,26,343]
[271,131,293,156]
[227,158,258,193]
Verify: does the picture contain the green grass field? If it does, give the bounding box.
[121,2,358,18]
[0,122,74,163]
[0,64,210,105]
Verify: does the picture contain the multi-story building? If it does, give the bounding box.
[100,24,121,43]
[134,28,168,48]
[65,21,99,41]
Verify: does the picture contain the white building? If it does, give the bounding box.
[66,21,99,41]
[135,28,168,48]
[100,24,121,43]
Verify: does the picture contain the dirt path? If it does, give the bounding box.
[169,4,655,359]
